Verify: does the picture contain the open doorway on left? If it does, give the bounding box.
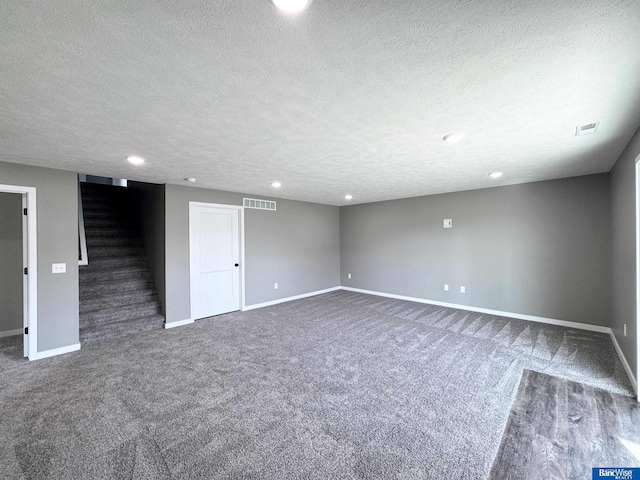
[0,192,24,357]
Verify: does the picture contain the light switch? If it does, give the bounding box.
[52,263,66,274]
[443,219,453,228]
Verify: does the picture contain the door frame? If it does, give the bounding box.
[0,184,37,359]
[188,202,245,319]
[636,155,640,401]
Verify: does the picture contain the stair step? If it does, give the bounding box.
[80,301,160,327]
[81,196,128,207]
[81,199,120,210]
[80,290,158,315]
[82,257,149,269]
[84,217,137,228]
[86,236,142,248]
[82,194,130,204]
[83,209,125,220]
[87,245,147,258]
[80,265,150,283]
[80,277,154,298]
[81,198,128,210]
[80,314,165,344]
[84,227,141,238]
[83,206,130,218]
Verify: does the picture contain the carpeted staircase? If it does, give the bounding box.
[79,182,164,343]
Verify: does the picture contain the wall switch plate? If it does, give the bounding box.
[52,263,66,274]
[624,324,627,337]
[443,219,453,228]
[348,273,351,279]
[444,284,449,291]
[274,282,278,289]
[460,286,466,293]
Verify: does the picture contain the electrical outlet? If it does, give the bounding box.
[624,324,627,337]
[444,284,449,291]
[460,286,466,293]
[274,282,278,290]
[348,273,351,279]
[52,263,66,274]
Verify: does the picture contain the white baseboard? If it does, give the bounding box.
[164,318,194,329]
[243,287,341,311]
[29,343,81,361]
[0,328,22,339]
[610,331,638,396]
[339,286,611,334]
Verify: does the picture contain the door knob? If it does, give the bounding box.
[234,263,239,267]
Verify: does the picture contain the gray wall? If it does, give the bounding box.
[0,161,79,351]
[341,174,612,327]
[0,193,23,334]
[611,126,640,384]
[164,185,340,324]
[129,181,166,315]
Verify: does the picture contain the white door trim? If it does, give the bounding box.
[21,194,28,357]
[240,208,246,310]
[0,184,37,359]
[188,202,245,319]
[635,154,640,401]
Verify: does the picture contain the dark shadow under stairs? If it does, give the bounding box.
[79,183,164,344]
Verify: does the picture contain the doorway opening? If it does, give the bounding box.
[0,184,37,359]
[77,174,165,343]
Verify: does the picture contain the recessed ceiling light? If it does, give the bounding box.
[271,181,282,188]
[489,171,503,179]
[443,133,465,143]
[270,0,312,13]
[344,194,353,200]
[126,155,145,166]
[185,177,196,183]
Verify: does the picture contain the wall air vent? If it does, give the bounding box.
[244,198,277,211]
[575,122,600,136]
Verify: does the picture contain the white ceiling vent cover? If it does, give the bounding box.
[244,198,277,211]
[575,122,600,136]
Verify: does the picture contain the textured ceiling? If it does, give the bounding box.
[1,0,640,205]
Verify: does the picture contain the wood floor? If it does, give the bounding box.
[491,369,640,479]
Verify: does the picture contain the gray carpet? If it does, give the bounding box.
[0,291,634,479]
[490,369,640,480]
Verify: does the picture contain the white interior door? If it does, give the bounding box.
[190,204,241,320]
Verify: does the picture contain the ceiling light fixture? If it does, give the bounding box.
[270,0,312,13]
[443,133,465,143]
[344,194,353,200]
[489,171,503,179]
[271,181,282,188]
[126,155,145,166]
[185,177,196,183]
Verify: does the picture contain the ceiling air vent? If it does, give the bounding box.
[575,122,600,136]
[244,198,276,211]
